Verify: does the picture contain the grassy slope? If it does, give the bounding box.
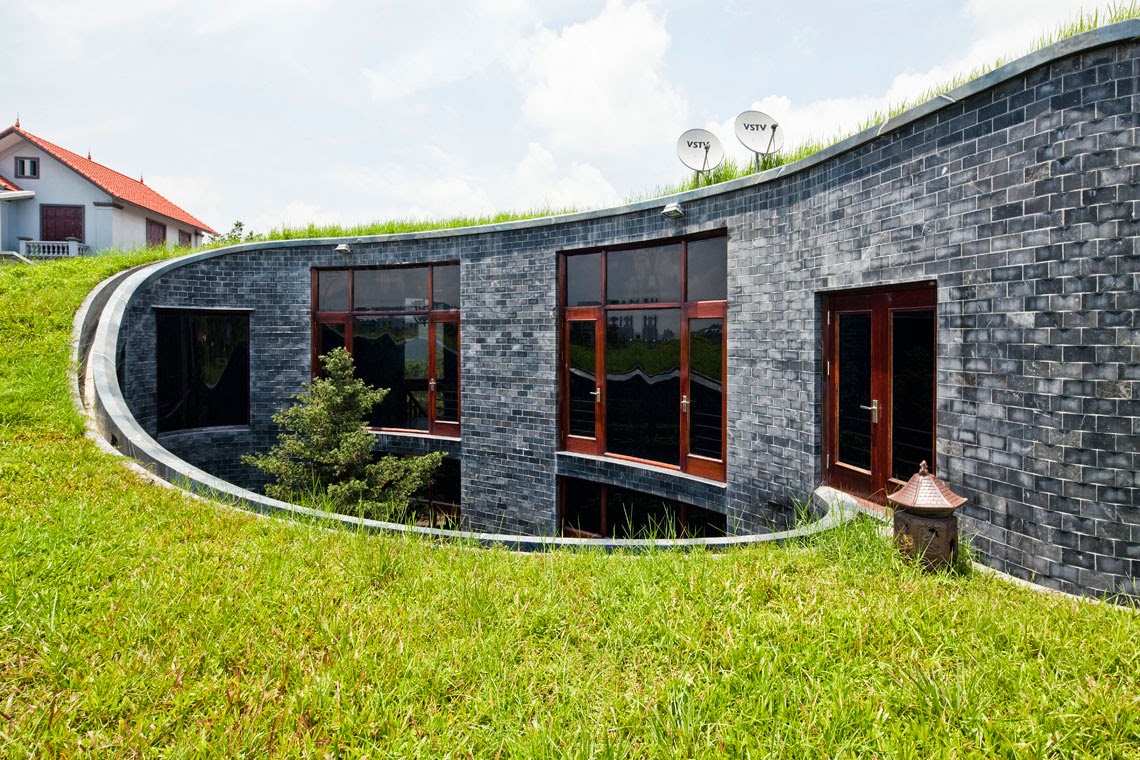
[0,257,1138,757]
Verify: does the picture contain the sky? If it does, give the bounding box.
[0,0,1112,235]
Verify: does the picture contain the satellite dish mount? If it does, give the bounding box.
[734,110,784,172]
[676,128,725,184]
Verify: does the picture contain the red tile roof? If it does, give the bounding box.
[0,174,21,192]
[0,125,216,234]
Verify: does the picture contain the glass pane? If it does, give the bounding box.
[317,270,348,312]
[606,245,681,305]
[837,312,872,471]
[433,264,460,310]
[317,322,345,359]
[567,321,597,438]
[688,318,724,460]
[355,268,428,312]
[892,310,935,480]
[352,316,430,430]
[155,312,249,432]
[434,321,460,424]
[562,478,604,537]
[605,309,681,465]
[686,237,727,302]
[566,253,601,307]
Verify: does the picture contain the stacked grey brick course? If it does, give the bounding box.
[114,25,1139,600]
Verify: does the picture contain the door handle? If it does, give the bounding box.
[681,395,690,414]
[859,399,880,424]
[589,387,601,404]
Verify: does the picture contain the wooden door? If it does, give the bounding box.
[823,285,937,503]
[40,205,84,242]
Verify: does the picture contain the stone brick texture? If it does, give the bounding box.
[118,38,1139,599]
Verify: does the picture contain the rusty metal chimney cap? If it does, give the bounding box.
[888,461,966,518]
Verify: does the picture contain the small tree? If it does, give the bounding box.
[244,348,443,520]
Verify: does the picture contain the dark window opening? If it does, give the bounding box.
[313,263,459,436]
[560,235,727,480]
[560,478,725,539]
[178,230,192,247]
[409,457,461,528]
[14,157,38,179]
[155,311,250,433]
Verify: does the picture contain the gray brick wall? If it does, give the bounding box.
[116,32,1139,599]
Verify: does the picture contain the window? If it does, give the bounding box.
[313,263,460,436]
[410,457,461,528]
[560,478,725,539]
[14,157,38,179]
[560,235,727,480]
[146,219,167,248]
[155,310,250,433]
[178,230,192,247]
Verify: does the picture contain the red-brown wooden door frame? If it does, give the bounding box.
[823,284,936,503]
[40,205,85,242]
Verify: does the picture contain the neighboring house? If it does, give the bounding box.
[0,122,215,256]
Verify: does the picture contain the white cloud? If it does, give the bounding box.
[708,0,1099,160]
[504,143,620,210]
[146,174,226,230]
[512,0,688,152]
[249,201,349,235]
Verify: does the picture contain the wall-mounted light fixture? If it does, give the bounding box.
[334,243,352,254]
[661,202,684,219]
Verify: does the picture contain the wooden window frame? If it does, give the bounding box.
[312,263,460,437]
[14,156,38,179]
[558,234,728,481]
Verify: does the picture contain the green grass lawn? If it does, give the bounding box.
[0,255,1137,757]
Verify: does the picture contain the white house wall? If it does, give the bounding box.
[0,142,114,250]
[112,204,202,250]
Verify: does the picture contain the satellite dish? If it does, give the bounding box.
[734,110,783,155]
[676,129,724,174]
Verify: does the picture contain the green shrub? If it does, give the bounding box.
[243,347,442,520]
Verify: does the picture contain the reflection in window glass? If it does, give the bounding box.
[605,309,681,464]
[567,321,597,438]
[317,270,349,311]
[156,311,250,433]
[606,245,681,305]
[434,322,460,423]
[353,316,430,430]
[566,252,602,307]
[433,264,460,310]
[686,237,727,302]
[688,318,724,459]
[317,323,346,359]
[355,268,429,312]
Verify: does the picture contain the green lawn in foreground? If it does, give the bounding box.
[1,255,1138,758]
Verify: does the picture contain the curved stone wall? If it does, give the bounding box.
[90,22,1139,600]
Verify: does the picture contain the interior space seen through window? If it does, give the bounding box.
[560,478,725,539]
[155,310,250,433]
[313,263,459,436]
[560,234,727,480]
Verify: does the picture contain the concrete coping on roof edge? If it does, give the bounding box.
[135,18,1140,269]
[76,263,859,551]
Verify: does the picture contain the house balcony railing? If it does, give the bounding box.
[18,240,92,259]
